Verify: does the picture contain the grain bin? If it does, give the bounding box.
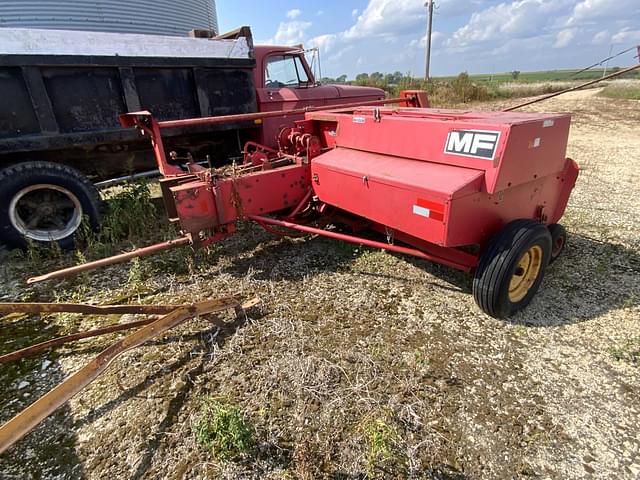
[0,0,218,36]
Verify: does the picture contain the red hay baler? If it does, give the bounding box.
[30,93,579,318]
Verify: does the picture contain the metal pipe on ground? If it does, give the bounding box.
[0,318,158,364]
[0,303,185,316]
[0,296,247,455]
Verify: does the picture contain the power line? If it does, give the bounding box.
[571,45,638,78]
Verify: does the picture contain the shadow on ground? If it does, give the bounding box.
[220,227,639,326]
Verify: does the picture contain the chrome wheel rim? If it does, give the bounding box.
[9,184,83,242]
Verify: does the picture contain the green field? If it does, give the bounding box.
[434,67,640,83]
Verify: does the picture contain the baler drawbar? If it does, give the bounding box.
[29,91,579,318]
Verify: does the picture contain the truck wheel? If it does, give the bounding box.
[547,223,566,264]
[473,219,552,318]
[0,161,102,250]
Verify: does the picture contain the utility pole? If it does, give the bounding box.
[602,44,613,78]
[424,0,435,80]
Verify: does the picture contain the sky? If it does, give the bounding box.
[217,0,640,79]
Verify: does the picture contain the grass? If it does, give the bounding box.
[194,398,253,460]
[347,68,640,106]
[76,180,159,259]
[598,80,640,100]
[610,337,640,366]
[434,67,640,83]
[363,417,401,477]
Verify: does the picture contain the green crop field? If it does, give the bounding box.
[434,67,640,84]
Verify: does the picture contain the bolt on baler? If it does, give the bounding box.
[30,91,578,318]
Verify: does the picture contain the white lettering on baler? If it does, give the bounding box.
[445,130,501,160]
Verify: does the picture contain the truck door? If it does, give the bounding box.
[256,54,339,147]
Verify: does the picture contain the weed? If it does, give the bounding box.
[414,349,430,368]
[75,180,157,259]
[194,398,253,460]
[598,81,640,100]
[126,257,145,290]
[609,337,640,366]
[364,417,400,477]
[514,325,528,336]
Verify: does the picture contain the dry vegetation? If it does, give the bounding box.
[0,88,639,479]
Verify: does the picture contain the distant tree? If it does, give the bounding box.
[320,76,335,84]
[336,74,348,83]
[355,73,369,81]
[370,72,384,82]
[511,70,521,80]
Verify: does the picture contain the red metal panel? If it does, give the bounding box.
[445,157,579,246]
[214,164,310,224]
[306,108,571,195]
[311,148,483,246]
[494,118,571,192]
[171,181,218,233]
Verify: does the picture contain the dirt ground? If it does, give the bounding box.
[1,89,639,479]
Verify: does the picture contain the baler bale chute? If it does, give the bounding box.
[29,90,579,318]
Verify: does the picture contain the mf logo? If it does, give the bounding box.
[445,130,501,160]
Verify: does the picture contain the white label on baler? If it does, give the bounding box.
[413,205,431,218]
[543,120,554,127]
[352,116,366,124]
[445,129,501,160]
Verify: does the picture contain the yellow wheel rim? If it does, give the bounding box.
[508,245,543,303]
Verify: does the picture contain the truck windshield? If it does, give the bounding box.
[265,55,310,88]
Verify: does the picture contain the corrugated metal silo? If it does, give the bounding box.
[0,0,219,36]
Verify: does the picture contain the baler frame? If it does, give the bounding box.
[28,89,580,319]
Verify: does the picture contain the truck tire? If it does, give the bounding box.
[0,161,102,250]
[472,219,552,318]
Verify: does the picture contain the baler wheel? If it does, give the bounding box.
[473,219,552,318]
[547,223,567,264]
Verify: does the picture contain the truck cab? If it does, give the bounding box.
[253,45,384,146]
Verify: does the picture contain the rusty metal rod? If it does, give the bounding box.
[0,303,184,316]
[249,215,470,271]
[0,296,242,455]
[27,236,191,284]
[158,97,408,129]
[0,318,158,364]
[503,63,640,111]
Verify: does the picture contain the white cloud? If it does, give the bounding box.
[592,30,610,45]
[270,20,312,45]
[446,0,569,49]
[270,0,640,78]
[611,28,640,44]
[554,28,576,48]
[568,0,640,25]
[286,9,302,20]
[316,10,324,16]
[410,31,444,48]
[343,0,426,40]
[308,33,339,53]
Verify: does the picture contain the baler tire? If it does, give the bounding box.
[548,223,567,264]
[473,219,552,318]
[0,161,103,250]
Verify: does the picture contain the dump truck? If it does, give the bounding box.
[0,26,384,249]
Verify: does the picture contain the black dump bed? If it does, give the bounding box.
[0,27,258,178]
